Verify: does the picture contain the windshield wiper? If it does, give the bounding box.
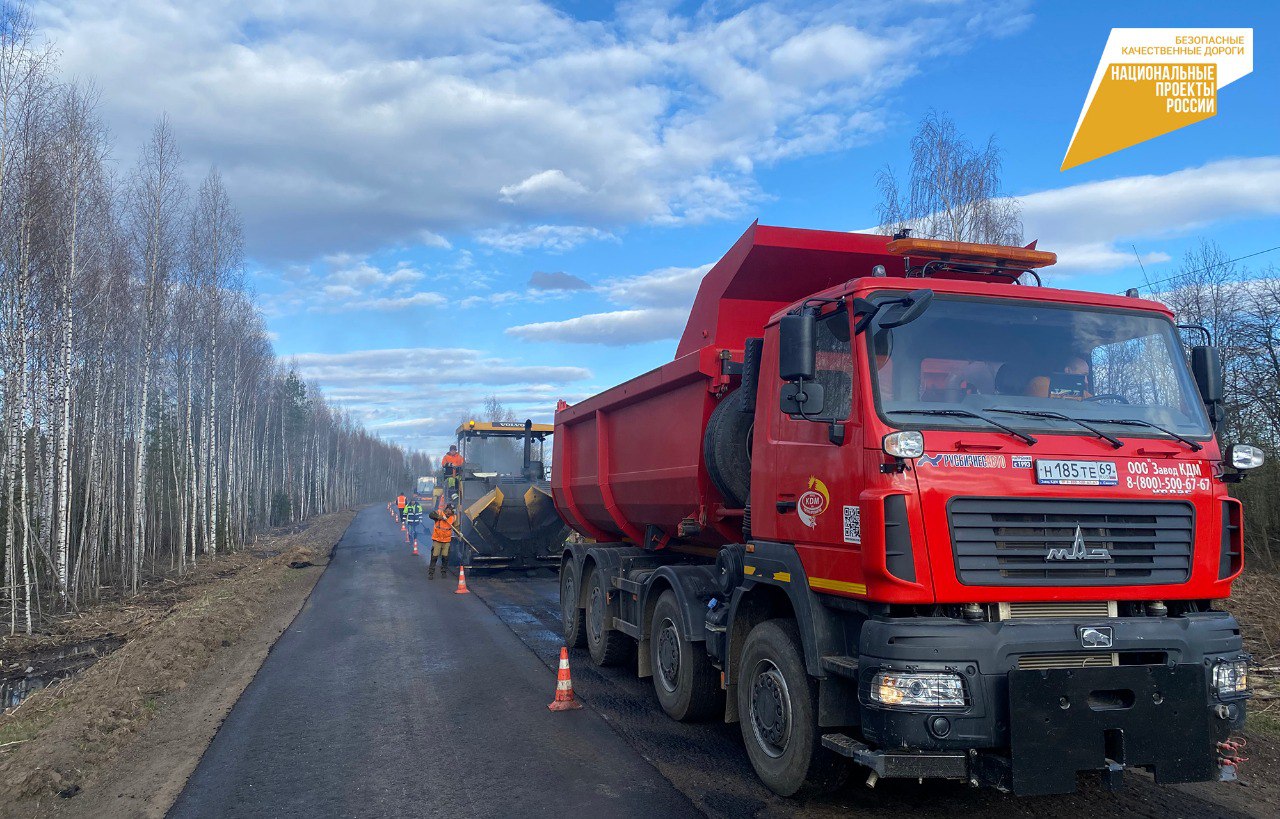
[983,408,1123,449]
[888,408,1037,445]
[1092,417,1203,452]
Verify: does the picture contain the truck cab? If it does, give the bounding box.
[552,224,1258,797]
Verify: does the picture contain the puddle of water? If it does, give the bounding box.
[1,636,125,710]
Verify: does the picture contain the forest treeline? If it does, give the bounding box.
[0,8,426,633]
[1161,242,1280,567]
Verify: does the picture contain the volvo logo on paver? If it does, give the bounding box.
[1046,524,1113,561]
[1079,626,1114,649]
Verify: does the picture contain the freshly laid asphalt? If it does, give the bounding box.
[171,504,1258,819]
[169,505,698,818]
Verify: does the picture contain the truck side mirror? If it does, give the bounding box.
[1191,345,1224,427]
[1191,345,1222,403]
[778,310,816,382]
[878,289,934,329]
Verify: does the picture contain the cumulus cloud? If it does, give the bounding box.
[511,156,1280,344]
[528,270,591,290]
[291,346,596,449]
[1021,157,1280,274]
[33,0,1031,261]
[474,224,616,252]
[507,308,689,346]
[506,263,711,345]
[264,255,446,314]
[291,347,592,386]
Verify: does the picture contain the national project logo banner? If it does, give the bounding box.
[1062,28,1253,171]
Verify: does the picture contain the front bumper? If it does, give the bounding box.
[848,612,1248,794]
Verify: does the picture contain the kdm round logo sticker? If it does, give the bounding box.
[798,477,830,528]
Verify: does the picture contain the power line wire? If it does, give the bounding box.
[1120,244,1280,294]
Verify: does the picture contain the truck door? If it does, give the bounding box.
[761,306,863,552]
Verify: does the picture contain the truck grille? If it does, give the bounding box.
[998,601,1116,620]
[949,498,1194,587]
[1018,653,1118,670]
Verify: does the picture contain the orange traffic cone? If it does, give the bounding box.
[412,539,419,555]
[401,522,406,531]
[548,647,583,711]
[454,565,470,595]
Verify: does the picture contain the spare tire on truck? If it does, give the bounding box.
[703,389,752,508]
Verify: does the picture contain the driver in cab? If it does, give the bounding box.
[996,354,1092,400]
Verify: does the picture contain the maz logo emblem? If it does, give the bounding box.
[1079,626,1114,649]
[1047,524,1113,562]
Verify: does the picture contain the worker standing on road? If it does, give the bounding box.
[406,497,424,543]
[441,445,464,491]
[427,503,457,580]
[397,492,407,523]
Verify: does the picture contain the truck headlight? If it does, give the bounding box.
[883,431,924,459]
[870,671,968,708]
[1213,658,1249,698]
[1228,444,1265,470]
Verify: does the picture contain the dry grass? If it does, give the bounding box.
[1224,568,1280,735]
[0,510,353,800]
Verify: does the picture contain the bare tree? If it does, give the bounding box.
[877,110,1022,245]
[0,6,426,632]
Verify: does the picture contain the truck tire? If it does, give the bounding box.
[737,619,848,797]
[704,390,752,508]
[560,559,586,649]
[585,564,628,666]
[651,590,721,721]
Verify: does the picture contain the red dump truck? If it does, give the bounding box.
[551,223,1259,797]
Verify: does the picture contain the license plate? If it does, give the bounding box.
[1035,459,1118,486]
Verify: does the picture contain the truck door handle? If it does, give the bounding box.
[776,500,797,513]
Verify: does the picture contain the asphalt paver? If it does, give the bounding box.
[170,505,697,818]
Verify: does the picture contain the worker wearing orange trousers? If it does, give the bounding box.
[427,504,457,580]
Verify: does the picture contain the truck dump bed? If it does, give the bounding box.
[551,223,900,546]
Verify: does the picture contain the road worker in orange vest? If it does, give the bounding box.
[396,493,407,522]
[441,445,464,491]
[427,503,457,580]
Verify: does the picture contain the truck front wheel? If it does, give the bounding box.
[651,590,721,721]
[585,565,628,666]
[738,619,848,797]
[560,560,586,649]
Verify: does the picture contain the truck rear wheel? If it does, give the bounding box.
[651,590,721,721]
[585,565,628,666]
[560,559,586,649]
[737,619,848,797]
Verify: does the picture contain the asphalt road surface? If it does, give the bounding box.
[170,506,697,818]
[470,575,1262,819]
[173,505,1261,818]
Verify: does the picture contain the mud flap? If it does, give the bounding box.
[1008,666,1215,796]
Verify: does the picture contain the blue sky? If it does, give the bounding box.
[36,1,1280,457]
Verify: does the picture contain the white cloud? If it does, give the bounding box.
[507,307,689,346]
[499,169,590,208]
[291,347,592,387]
[505,262,711,345]
[475,224,616,252]
[1022,157,1280,274]
[605,264,712,307]
[339,291,447,311]
[33,0,1031,261]
[291,346,596,449]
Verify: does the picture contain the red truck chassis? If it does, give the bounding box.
[552,223,1254,796]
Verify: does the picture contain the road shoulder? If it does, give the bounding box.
[0,510,356,819]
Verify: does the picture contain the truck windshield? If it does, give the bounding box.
[868,295,1212,440]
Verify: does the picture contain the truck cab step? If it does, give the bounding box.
[822,733,969,780]
[820,655,859,679]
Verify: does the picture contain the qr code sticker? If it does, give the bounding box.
[843,505,861,544]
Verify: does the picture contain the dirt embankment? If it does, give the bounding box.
[0,509,355,818]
